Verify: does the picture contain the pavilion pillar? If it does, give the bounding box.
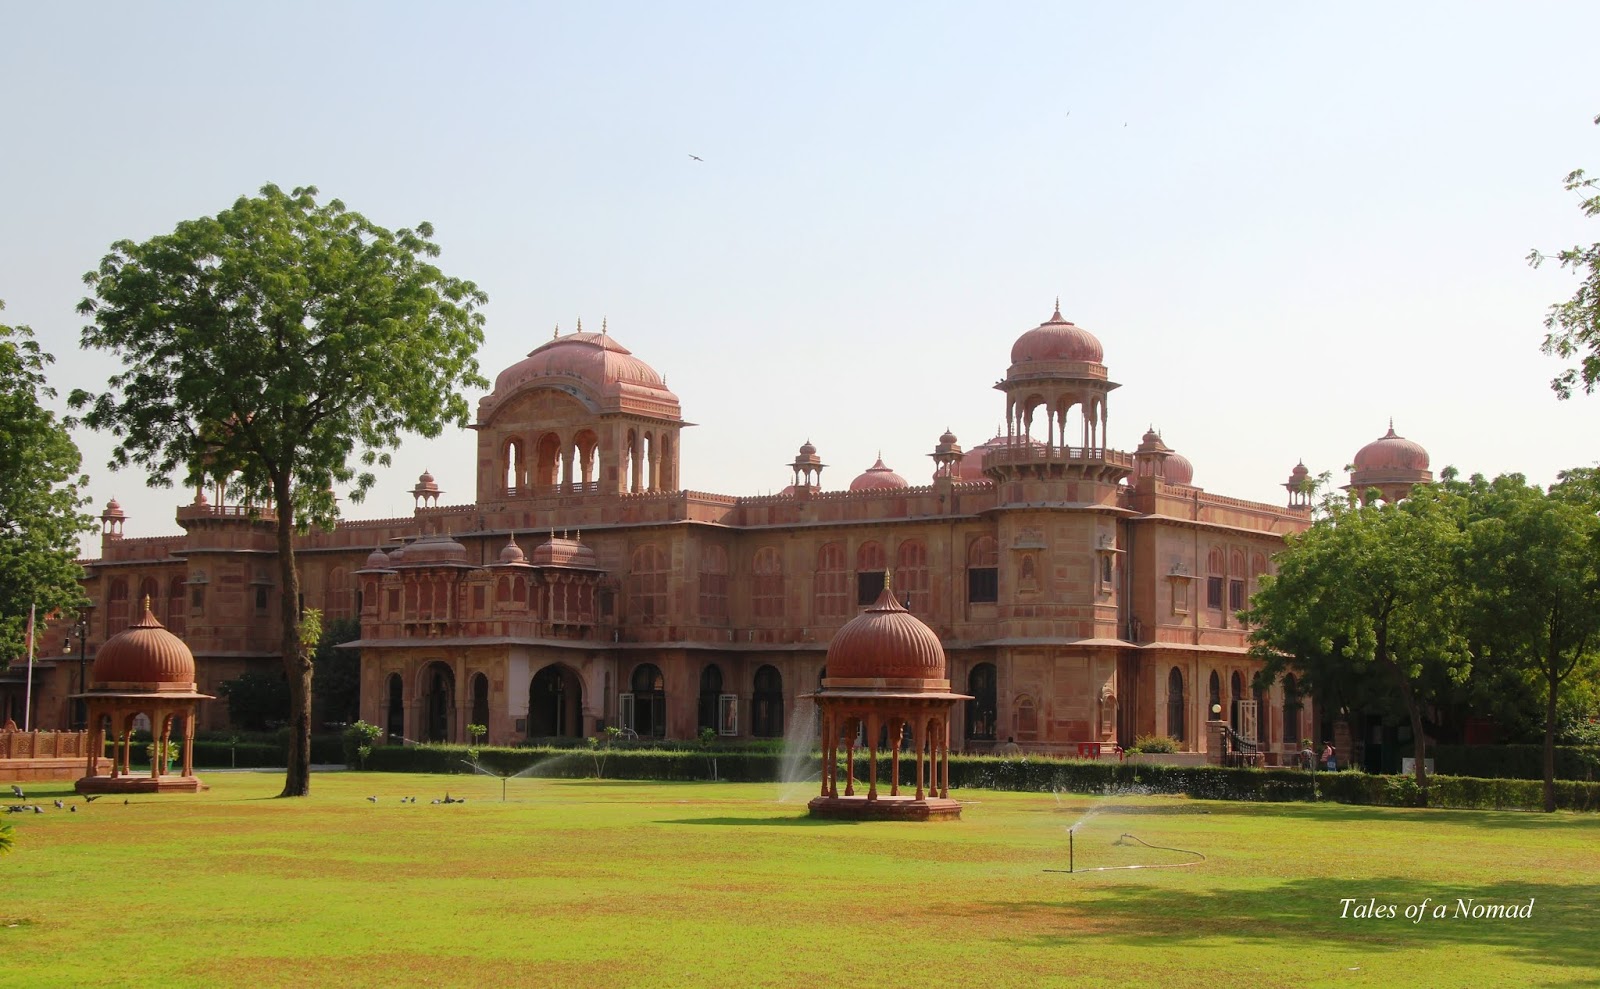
[866,712,880,801]
[940,717,950,798]
[843,719,856,797]
[914,719,925,801]
[182,709,195,777]
[890,718,902,798]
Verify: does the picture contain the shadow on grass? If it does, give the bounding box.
[657,815,857,827]
[973,877,1600,976]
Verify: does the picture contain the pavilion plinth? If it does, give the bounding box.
[76,773,205,794]
[807,793,963,821]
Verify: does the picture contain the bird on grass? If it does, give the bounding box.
[82,794,101,803]
[123,799,128,806]
[53,800,64,809]
[70,806,77,813]
[366,795,378,803]
[430,799,441,805]
[32,806,42,814]
[10,785,23,799]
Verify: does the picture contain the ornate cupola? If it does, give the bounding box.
[929,429,965,479]
[788,439,826,491]
[986,300,1130,486]
[806,583,971,821]
[1285,461,1313,509]
[1345,421,1432,504]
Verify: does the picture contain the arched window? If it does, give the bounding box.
[1206,547,1225,610]
[504,438,523,495]
[624,663,666,738]
[856,541,887,605]
[386,673,404,744]
[967,536,999,604]
[1283,674,1302,748]
[1208,671,1221,721]
[751,665,784,738]
[965,663,997,740]
[1167,667,1185,743]
[698,664,724,734]
[814,542,849,618]
[470,673,490,733]
[536,432,562,489]
[107,578,129,635]
[699,545,729,622]
[627,545,669,621]
[751,547,784,621]
[894,539,930,613]
[167,576,187,636]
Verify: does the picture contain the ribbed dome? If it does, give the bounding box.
[953,433,1043,481]
[826,586,946,680]
[799,439,817,457]
[849,457,909,492]
[498,534,528,565]
[1165,452,1194,485]
[361,547,393,570]
[102,498,125,519]
[91,604,196,689]
[1353,425,1429,472]
[397,535,468,566]
[531,534,598,568]
[482,331,681,422]
[1288,460,1310,482]
[1009,304,1104,365]
[414,470,440,493]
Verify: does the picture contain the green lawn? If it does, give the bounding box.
[4,773,1597,988]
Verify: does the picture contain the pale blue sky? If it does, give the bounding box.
[3,2,1597,541]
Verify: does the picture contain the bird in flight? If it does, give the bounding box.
[688,154,704,162]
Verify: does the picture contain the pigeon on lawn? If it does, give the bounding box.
[54,799,64,809]
[10,785,23,799]
[83,794,102,803]
[366,795,378,803]
[430,799,441,805]
[32,806,43,814]
[70,806,77,813]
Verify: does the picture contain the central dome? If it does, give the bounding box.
[91,604,196,690]
[826,586,946,680]
[1009,304,1105,366]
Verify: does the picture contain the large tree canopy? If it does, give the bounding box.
[72,185,487,795]
[1245,489,1472,801]
[1529,113,1600,399]
[0,301,91,666]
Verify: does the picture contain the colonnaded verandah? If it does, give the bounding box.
[7,303,1434,766]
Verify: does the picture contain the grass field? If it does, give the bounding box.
[3,772,1598,989]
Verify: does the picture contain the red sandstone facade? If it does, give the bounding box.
[10,305,1429,763]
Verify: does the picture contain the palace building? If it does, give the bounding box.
[9,304,1434,763]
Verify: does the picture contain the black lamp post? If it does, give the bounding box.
[71,607,92,730]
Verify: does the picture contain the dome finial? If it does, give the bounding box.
[576,317,583,334]
[1052,296,1063,321]
[601,316,607,335]
[553,323,560,339]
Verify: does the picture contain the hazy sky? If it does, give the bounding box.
[4,3,1598,544]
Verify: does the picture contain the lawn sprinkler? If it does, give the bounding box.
[1044,831,1207,875]
[461,759,510,802]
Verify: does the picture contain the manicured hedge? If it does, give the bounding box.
[1432,744,1600,781]
[124,732,345,768]
[360,744,1600,812]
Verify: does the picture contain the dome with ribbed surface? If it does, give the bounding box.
[1009,304,1104,366]
[1353,425,1429,472]
[826,586,946,680]
[531,534,598,568]
[1165,451,1194,485]
[849,457,909,492]
[396,535,469,566]
[91,603,196,690]
[479,330,681,422]
[498,534,528,565]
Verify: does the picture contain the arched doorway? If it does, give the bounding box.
[470,673,490,734]
[1167,668,1185,744]
[752,665,784,738]
[698,664,723,734]
[964,663,997,741]
[626,663,666,738]
[528,664,584,739]
[385,673,404,743]
[421,662,455,743]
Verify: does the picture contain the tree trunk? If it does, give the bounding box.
[1387,652,1429,807]
[1544,663,1559,814]
[274,472,311,798]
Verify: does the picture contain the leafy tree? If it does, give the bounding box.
[0,302,92,666]
[311,615,362,730]
[72,185,487,796]
[1529,114,1600,399]
[0,822,13,856]
[1246,489,1472,802]
[1464,475,1600,811]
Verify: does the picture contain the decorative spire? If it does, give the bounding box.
[553,324,560,339]
[601,317,607,335]
[1052,296,1063,321]
[576,317,583,334]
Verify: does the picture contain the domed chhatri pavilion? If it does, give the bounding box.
[10,300,1441,775]
[74,599,211,794]
[808,582,971,821]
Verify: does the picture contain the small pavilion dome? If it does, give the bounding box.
[90,603,197,690]
[498,534,529,565]
[1165,452,1194,485]
[102,498,126,519]
[361,547,393,571]
[531,533,599,568]
[825,585,946,680]
[849,457,909,492]
[396,534,469,566]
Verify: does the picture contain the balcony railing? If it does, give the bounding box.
[981,444,1134,471]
